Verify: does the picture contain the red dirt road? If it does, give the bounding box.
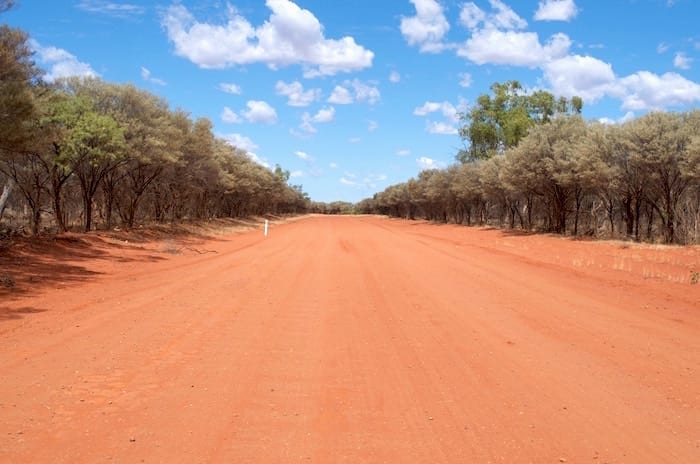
[1,216,699,463]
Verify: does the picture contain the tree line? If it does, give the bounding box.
[358,82,700,245]
[0,17,308,235]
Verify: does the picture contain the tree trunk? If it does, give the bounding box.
[0,178,14,221]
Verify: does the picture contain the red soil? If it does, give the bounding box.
[1,215,698,463]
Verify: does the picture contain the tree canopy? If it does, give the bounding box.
[457,80,583,163]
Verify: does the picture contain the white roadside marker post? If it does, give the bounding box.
[264,219,269,237]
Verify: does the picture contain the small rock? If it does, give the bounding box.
[129,437,136,443]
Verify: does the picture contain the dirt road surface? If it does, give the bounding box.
[1,216,698,463]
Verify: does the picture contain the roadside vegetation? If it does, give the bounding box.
[0,5,308,237]
[3,1,698,246]
[357,81,700,245]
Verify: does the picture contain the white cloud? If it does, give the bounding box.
[220,133,259,152]
[657,42,669,54]
[290,170,304,178]
[221,106,243,124]
[426,121,459,135]
[329,162,338,169]
[327,79,380,105]
[488,0,528,30]
[396,149,411,156]
[141,67,167,86]
[299,113,317,134]
[543,54,620,102]
[673,52,692,70]
[417,156,447,170]
[368,120,378,132]
[275,80,320,106]
[298,106,335,134]
[295,150,313,161]
[350,79,381,104]
[598,111,635,125]
[328,85,353,104]
[341,173,387,189]
[413,101,457,117]
[457,1,571,69]
[76,0,145,17]
[30,40,98,82]
[348,137,362,143]
[460,3,486,29]
[619,71,700,111]
[162,2,373,77]
[534,0,579,22]
[459,72,473,88]
[246,152,271,168]
[389,70,401,83]
[243,100,277,124]
[457,29,571,67]
[313,106,336,123]
[544,54,700,111]
[219,82,242,94]
[414,101,461,135]
[220,133,271,168]
[400,0,450,53]
[340,176,357,186]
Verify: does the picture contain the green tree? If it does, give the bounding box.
[457,80,583,163]
[0,21,42,220]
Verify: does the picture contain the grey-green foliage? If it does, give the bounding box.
[368,111,700,244]
[1,47,309,233]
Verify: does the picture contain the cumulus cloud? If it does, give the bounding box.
[297,106,336,134]
[543,54,620,103]
[598,111,635,125]
[458,29,571,67]
[243,100,278,124]
[328,85,353,104]
[619,71,700,111]
[368,120,379,132]
[389,70,401,83]
[396,149,412,156]
[542,52,700,110]
[220,133,259,152]
[313,106,336,123]
[290,170,304,178]
[456,1,571,68]
[417,156,447,170]
[534,0,579,22]
[219,82,242,94]
[221,106,243,124]
[162,1,373,77]
[275,80,321,106]
[30,40,98,82]
[673,52,692,70]
[400,0,450,53]
[327,79,380,105]
[220,133,271,168]
[141,67,167,86]
[426,121,459,135]
[413,101,457,117]
[413,100,462,135]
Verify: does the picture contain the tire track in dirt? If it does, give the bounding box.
[1,215,698,463]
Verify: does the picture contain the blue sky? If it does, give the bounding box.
[5,0,700,202]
